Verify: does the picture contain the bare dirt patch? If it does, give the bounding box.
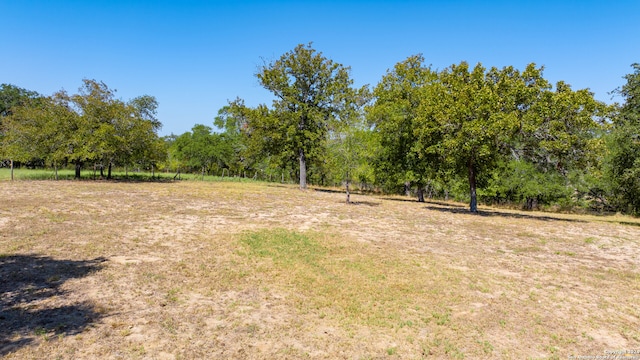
[1,180,639,359]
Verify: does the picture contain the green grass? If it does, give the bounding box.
[0,168,76,180]
[241,229,326,266]
[0,167,268,183]
[239,229,463,329]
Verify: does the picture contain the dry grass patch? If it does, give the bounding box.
[1,180,639,359]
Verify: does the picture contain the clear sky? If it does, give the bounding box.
[2,0,639,136]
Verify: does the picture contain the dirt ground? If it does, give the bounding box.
[1,180,639,359]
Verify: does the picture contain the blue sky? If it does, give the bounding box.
[2,1,639,136]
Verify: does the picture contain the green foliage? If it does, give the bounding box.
[481,160,571,209]
[2,95,76,167]
[0,84,41,118]
[605,64,640,215]
[251,43,367,189]
[0,84,44,161]
[171,124,231,177]
[517,80,609,175]
[368,55,437,199]
[123,94,165,169]
[369,58,606,212]
[214,99,259,176]
[420,62,570,212]
[1,80,163,178]
[3,53,631,216]
[326,124,376,198]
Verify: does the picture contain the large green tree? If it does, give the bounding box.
[606,64,640,215]
[418,62,527,212]
[512,81,608,210]
[65,79,163,178]
[254,43,365,189]
[70,80,125,178]
[368,55,438,201]
[413,62,603,213]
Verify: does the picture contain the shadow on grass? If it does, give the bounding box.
[349,201,381,207]
[424,205,587,223]
[313,188,343,194]
[78,173,176,183]
[381,196,416,203]
[381,196,469,209]
[315,188,381,197]
[0,255,106,355]
[612,220,640,227]
[109,175,175,183]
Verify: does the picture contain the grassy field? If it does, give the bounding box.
[1,179,639,359]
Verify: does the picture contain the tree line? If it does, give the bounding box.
[2,44,639,215]
[0,79,164,180]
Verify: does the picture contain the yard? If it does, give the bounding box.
[1,180,639,359]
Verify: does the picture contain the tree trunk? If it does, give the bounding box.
[10,159,14,181]
[75,161,82,179]
[468,159,478,213]
[525,197,533,211]
[445,189,449,201]
[345,180,351,204]
[54,162,58,180]
[525,197,538,211]
[107,162,112,180]
[299,148,307,189]
[404,181,411,197]
[345,170,351,203]
[202,166,205,181]
[100,164,105,179]
[417,186,425,202]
